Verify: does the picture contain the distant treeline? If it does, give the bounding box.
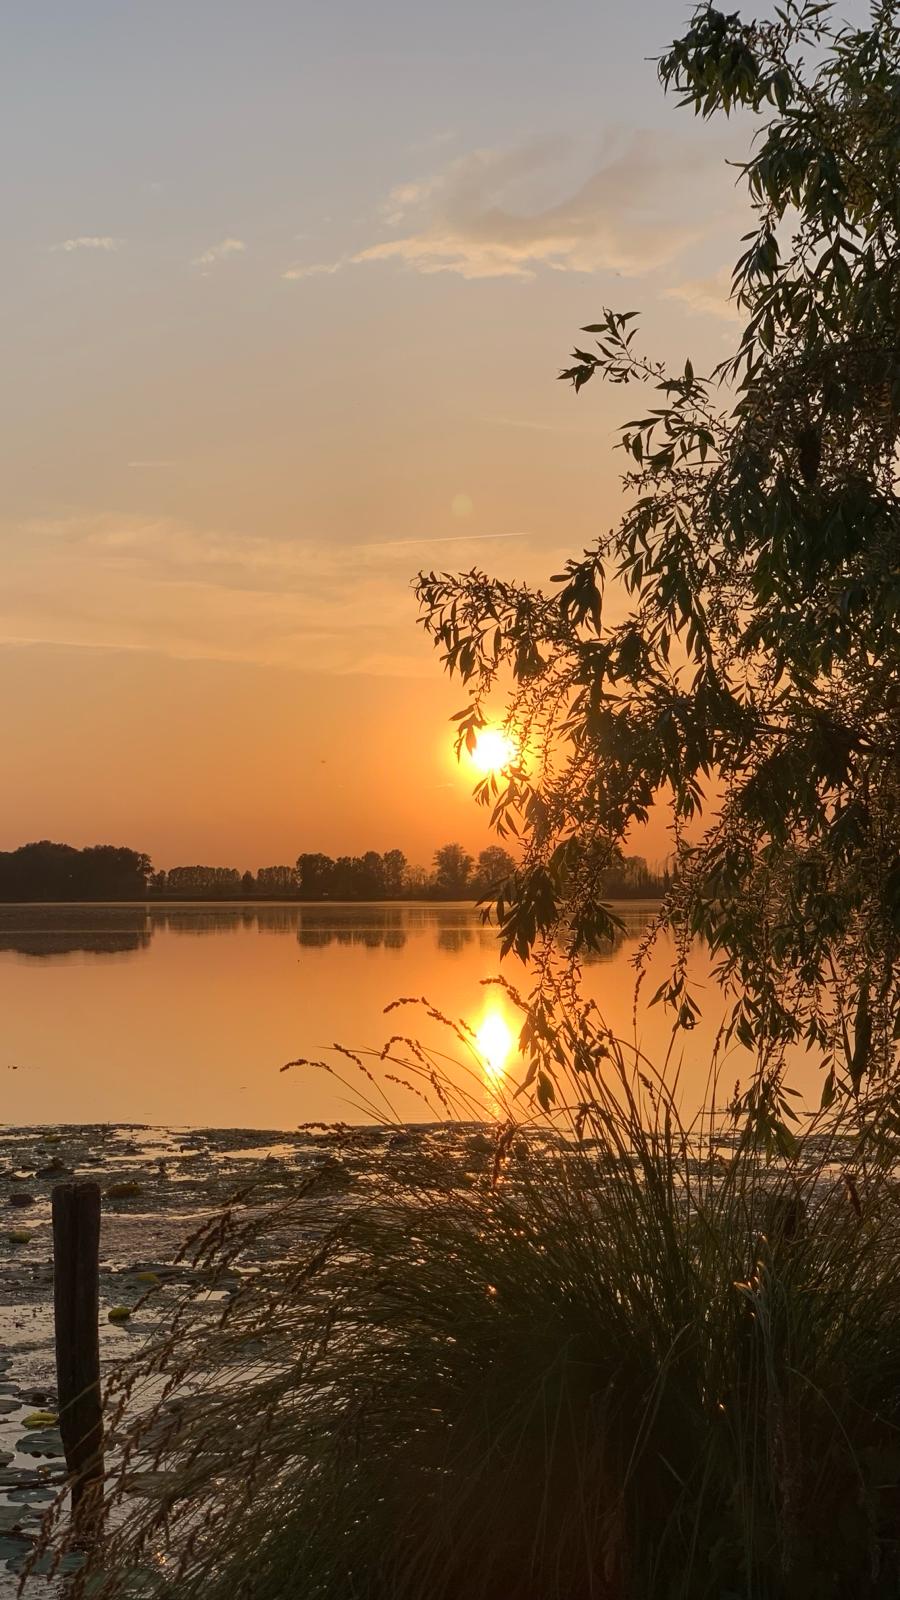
[0,840,668,903]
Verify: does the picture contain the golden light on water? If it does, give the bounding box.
[475,1010,514,1081]
[471,727,517,775]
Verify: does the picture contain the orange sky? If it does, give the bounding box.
[0,2,747,873]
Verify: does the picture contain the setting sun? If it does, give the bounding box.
[471,728,517,775]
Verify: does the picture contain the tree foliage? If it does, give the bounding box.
[0,841,152,900]
[416,0,900,1120]
[432,843,475,896]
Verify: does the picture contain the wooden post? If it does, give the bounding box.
[52,1181,104,1527]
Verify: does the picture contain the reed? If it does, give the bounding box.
[40,1003,900,1599]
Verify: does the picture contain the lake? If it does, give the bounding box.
[0,901,821,1129]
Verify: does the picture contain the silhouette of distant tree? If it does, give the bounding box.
[295,849,411,900]
[296,853,335,898]
[471,846,516,899]
[600,849,663,899]
[0,837,663,903]
[432,843,473,897]
[383,849,408,896]
[0,841,151,901]
[256,865,298,896]
[165,866,242,898]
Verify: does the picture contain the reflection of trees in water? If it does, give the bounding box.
[577,905,656,966]
[0,901,655,961]
[292,906,500,954]
[0,931,151,957]
[437,927,473,954]
[157,909,249,936]
[296,906,409,952]
[0,906,153,958]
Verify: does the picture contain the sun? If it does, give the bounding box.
[471,727,517,775]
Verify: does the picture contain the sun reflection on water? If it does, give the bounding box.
[475,1010,514,1083]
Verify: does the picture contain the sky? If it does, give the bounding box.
[0,0,759,871]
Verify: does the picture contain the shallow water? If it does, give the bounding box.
[0,900,822,1129]
[0,1120,428,1593]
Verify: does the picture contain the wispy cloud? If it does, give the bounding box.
[281,260,342,282]
[0,516,546,677]
[362,530,527,550]
[191,237,246,268]
[665,266,741,322]
[52,236,123,253]
[286,133,720,284]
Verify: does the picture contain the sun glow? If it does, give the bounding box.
[475,1011,514,1082]
[471,727,517,775]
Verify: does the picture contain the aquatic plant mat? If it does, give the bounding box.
[0,1121,384,1595]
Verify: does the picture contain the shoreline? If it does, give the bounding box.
[0,895,665,907]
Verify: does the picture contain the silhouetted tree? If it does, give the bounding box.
[417,3,900,1130]
[382,849,408,897]
[433,843,474,897]
[0,841,152,901]
[256,865,298,896]
[165,866,241,898]
[296,853,336,898]
[403,864,430,896]
[471,846,517,898]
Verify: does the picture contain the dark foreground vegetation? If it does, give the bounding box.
[0,839,666,903]
[38,1011,900,1600]
[32,3,900,1597]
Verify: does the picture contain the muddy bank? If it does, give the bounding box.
[1,1118,506,1594]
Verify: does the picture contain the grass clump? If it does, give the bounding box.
[44,1008,900,1600]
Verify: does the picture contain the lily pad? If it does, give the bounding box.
[0,1505,28,1534]
[5,1485,55,1504]
[7,1547,83,1576]
[0,1533,32,1562]
[7,1229,31,1244]
[108,1305,132,1323]
[106,1181,142,1200]
[22,1411,57,1429]
[16,1427,63,1458]
[36,1158,71,1178]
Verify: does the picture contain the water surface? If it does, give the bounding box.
[0,902,820,1127]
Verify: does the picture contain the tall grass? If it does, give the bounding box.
[40,997,900,1599]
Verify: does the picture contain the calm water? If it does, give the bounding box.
[0,901,820,1128]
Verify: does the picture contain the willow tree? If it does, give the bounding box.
[417,1,900,1132]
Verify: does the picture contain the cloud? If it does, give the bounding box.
[191,237,246,268]
[665,266,741,322]
[0,515,543,677]
[287,134,719,284]
[53,236,123,253]
[281,260,343,282]
[382,175,444,226]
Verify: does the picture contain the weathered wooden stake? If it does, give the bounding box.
[52,1181,104,1527]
